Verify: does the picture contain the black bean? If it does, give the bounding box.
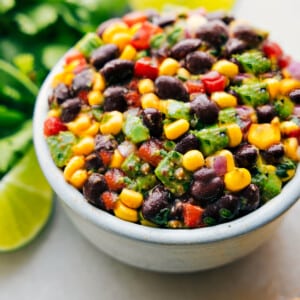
[217,194,240,220]
[175,133,199,154]
[185,51,214,74]
[90,44,119,70]
[169,199,184,220]
[256,104,276,123]
[103,86,127,112]
[261,143,284,165]
[201,202,219,225]
[95,134,118,152]
[170,38,202,60]
[234,143,258,168]
[83,173,108,207]
[190,93,219,124]
[155,76,189,101]
[72,69,93,93]
[289,89,300,103]
[60,98,81,122]
[238,184,260,213]
[190,168,224,206]
[232,24,264,47]
[53,83,71,104]
[142,185,170,220]
[193,167,216,181]
[151,46,170,61]
[196,20,229,47]
[141,108,163,137]
[96,18,122,37]
[206,11,234,25]
[153,14,176,27]
[224,38,247,57]
[85,152,104,172]
[101,59,134,85]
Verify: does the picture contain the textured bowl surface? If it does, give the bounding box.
[33,56,300,273]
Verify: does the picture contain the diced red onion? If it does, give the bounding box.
[118,141,136,158]
[213,156,227,176]
[287,60,300,80]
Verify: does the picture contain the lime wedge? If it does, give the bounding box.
[0,146,53,252]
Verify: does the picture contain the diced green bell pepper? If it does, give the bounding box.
[166,100,191,120]
[75,32,103,58]
[274,96,294,120]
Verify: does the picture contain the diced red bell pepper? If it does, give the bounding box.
[104,168,126,192]
[134,57,159,80]
[101,191,118,211]
[262,40,283,59]
[125,91,141,107]
[123,11,148,27]
[138,139,163,167]
[99,150,113,166]
[43,116,67,136]
[183,203,204,228]
[278,54,292,69]
[131,22,162,50]
[65,49,85,65]
[286,128,300,139]
[201,71,226,94]
[185,80,205,94]
[78,90,89,103]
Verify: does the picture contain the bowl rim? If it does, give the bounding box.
[33,54,300,245]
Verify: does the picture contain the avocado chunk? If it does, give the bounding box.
[154,151,191,196]
[274,96,294,120]
[123,116,150,144]
[193,127,229,156]
[232,82,269,107]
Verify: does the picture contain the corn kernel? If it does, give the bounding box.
[93,73,106,91]
[182,150,204,171]
[211,91,237,108]
[120,44,137,60]
[177,67,191,80]
[280,78,300,95]
[264,78,281,99]
[140,219,159,227]
[212,60,239,78]
[224,168,251,192]
[69,169,88,189]
[280,121,299,136]
[164,119,189,140]
[52,72,74,88]
[80,122,99,137]
[216,149,235,172]
[119,188,143,209]
[100,111,123,135]
[67,114,91,135]
[114,201,138,222]
[158,100,168,114]
[87,90,104,106]
[138,79,155,94]
[47,109,61,117]
[283,137,300,160]
[281,168,296,182]
[111,32,132,51]
[141,93,160,109]
[248,123,281,150]
[64,156,85,181]
[129,22,142,35]
[110,149,125,168]
[72,136,95,156]
[225,123,243,147]
[102,22,129,43]
[159,58,180,76]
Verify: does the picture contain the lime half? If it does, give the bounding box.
[0,146,53,252]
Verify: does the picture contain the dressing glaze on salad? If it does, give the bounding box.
[44,8,300,228]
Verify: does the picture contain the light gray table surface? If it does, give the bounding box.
[1,1,300,299]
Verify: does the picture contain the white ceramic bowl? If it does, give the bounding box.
[33,57,300,273]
